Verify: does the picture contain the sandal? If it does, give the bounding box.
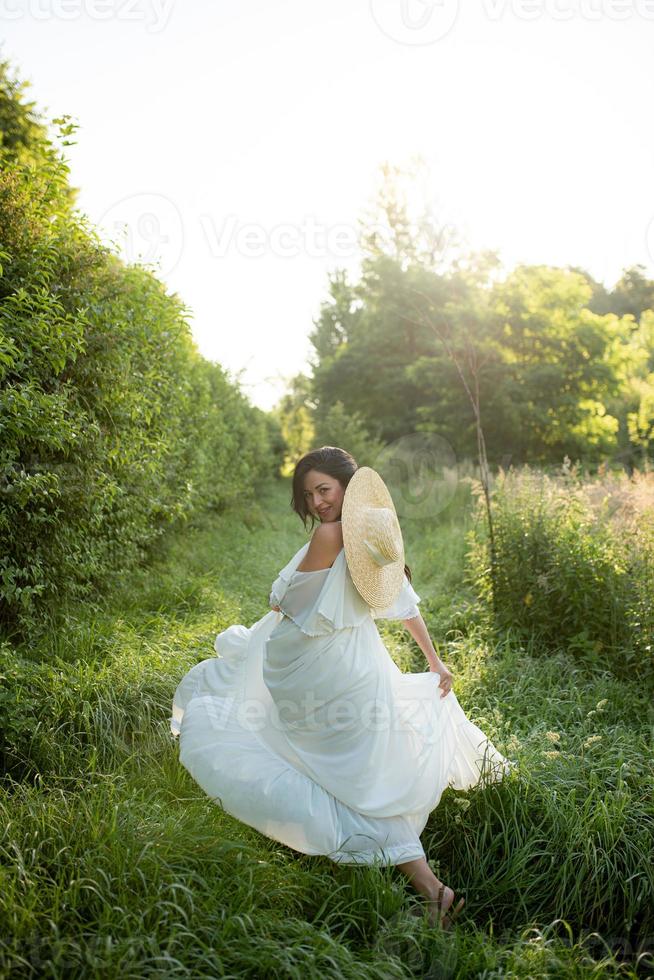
[431,884,465,930]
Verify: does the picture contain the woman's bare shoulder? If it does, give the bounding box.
[298,521,343,571]
[314,519,343,542]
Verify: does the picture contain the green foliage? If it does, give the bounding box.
[310,254,643,468]
[0,57,50,166]
[622,310,654,464]
[271,372,316,476]
[0,60,282,641]
[312,400,386,468]
[485,265,628,459]
[306,164,654,471]
[465,465,654,680]
[309,258,450,445]
[0,642,42,776]
[584,263,654,323]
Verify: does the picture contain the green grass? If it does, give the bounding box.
[1,477,652,978]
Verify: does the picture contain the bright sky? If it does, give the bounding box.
[3,1,654,411]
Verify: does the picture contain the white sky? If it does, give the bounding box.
[3,0,654,411]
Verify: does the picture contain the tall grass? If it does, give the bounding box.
[1,476,652,977]
[465,464,654,682]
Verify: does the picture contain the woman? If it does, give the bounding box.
[170,446,514,929]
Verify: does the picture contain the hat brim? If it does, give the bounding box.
[342,467,405,609]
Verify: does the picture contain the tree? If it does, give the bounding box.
[623,310,654,469]
[270,373,316,476]
[606,265,654,323]
[0,56,49,162]
[0,57,80,210]
[312,400,386,468]
[576,263,654,324]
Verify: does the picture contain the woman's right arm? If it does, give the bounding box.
[402,613,454,697]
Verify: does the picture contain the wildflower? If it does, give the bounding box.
[544,731,561,743]
[506,734,521,754]
[543,750,561,759]
[524,593,533,606]
[596,699,608,711]
[583,735,602,749]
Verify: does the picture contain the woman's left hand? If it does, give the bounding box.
[430,662,454,698]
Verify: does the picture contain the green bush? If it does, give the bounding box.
[465,465,654,680]
[0,63,284,642]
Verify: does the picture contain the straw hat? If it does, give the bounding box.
[341,466,405,609]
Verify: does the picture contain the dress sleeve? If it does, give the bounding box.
[269,583,284,608]
[269,572,291,609]
[371,573,421,621]
[268,542,311,609]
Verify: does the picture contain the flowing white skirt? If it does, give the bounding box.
[170,608,514,865]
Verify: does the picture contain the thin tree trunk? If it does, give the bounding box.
[399,296,499,613]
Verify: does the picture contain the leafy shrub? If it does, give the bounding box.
[465,464,654,680]
[0,63,284,642]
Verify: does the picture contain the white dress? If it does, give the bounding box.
[170,541,514,866]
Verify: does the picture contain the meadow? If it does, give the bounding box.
[0,469,652,978]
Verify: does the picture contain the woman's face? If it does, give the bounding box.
[302,469,345,522]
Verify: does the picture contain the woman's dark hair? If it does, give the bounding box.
[291,446,412,583]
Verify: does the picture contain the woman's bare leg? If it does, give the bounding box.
[395,857,462,927]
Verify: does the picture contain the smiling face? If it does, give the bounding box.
[303,469,345,522]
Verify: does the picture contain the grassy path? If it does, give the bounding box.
[1,478,652,977]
